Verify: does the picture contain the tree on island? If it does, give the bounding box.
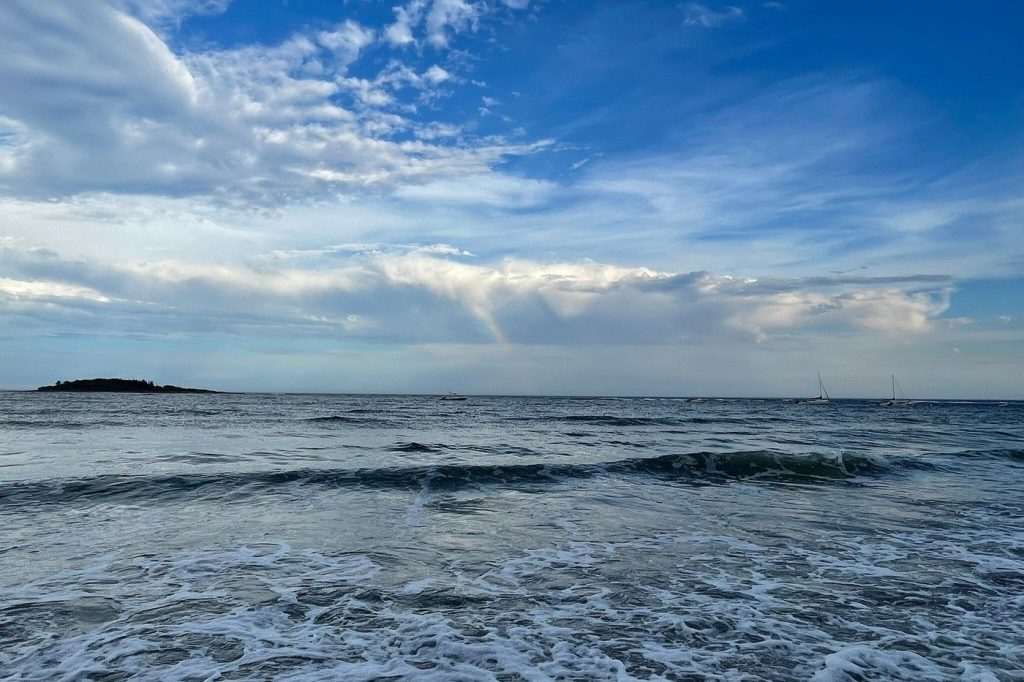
[36,378,217,393]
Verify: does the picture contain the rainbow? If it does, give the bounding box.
[473,307,510,345]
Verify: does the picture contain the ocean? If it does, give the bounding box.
[1,392,1022,680]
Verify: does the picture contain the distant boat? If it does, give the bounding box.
[879,374,912,407]
[439,392,467,401]
[686,397,707,404]
[797,372,830,404]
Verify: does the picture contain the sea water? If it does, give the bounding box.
[1,393,1022,680]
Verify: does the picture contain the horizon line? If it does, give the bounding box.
[2,388,1020,402]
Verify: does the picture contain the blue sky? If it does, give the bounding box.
[0,0,1022,397]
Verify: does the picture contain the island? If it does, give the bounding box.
[36,378,218,393]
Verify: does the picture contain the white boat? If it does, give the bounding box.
[879,374,912,407]
[797,372,830,404]
[439,392,467,401]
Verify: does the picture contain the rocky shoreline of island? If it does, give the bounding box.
[36,378,218,393]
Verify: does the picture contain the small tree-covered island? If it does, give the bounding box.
[37,378,218,393]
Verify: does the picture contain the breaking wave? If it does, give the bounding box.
[0,450,934,509]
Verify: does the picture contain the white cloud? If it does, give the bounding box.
[2,67,1020,287]
[0,277,111,303]
[683,3,744,27]
[538,76,1024,279]
[0,0,543,206]
[385,0,426,46]
[727,287,949,342]
[424,0,480,47]
[0,243,954,347]
[317,20,376,68]
[424,65,451,84]
[386,0,483,48]
[385,0,529,48]
[414,122,462,140]
[392,172,556,207]
[116,0,231,29]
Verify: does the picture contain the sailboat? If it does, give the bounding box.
[797,372,831,404]
[879,374,912,407]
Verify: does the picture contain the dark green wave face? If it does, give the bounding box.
[1,393,1022,680]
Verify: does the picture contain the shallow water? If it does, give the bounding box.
[1,393,1022,680]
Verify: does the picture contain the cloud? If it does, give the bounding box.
[392,171,556,207]
[682,3,744,27]
[423,0,480,47]
[542,76,1024,278]
[3,65,1020,287]
[0,0,542,206]
[385,0,425,46]
[387,0,479,48]
[727,287,950,342]
[116,0,231,29]
[0,277,112,303]
[0,243,954,346]
[424,65,451,84]
[317,20,376,68]
[385,0,529,48]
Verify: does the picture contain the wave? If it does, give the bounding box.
[305,415,392,426]
[681,416,751,425]
[468,444,546,458]
[559,415,680,427]
[0,419,128,428]
[512,414,769,428]
[391,442,441,453]
[952,447,1024,462]
[0,450,933,509]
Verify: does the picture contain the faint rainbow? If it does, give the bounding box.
[473,307,510,345]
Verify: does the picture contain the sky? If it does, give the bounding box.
[0,0,1022,397]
